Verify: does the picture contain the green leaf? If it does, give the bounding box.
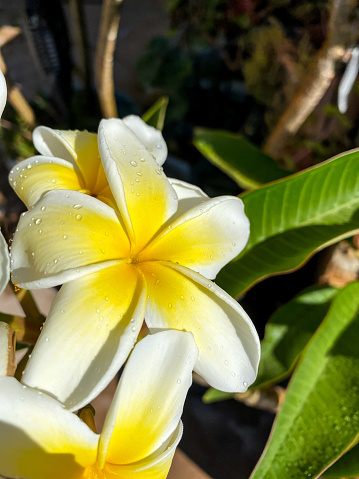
[202,387,234,404]
[193,127,289,189]
[322,443,359,478]
[142,97,169,131]
[255,285,337,389]
[217,149,359,297]
[250,281,359,479]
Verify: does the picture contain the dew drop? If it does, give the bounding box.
[41,206,46,211]
[76,215,82,221]
[243,381,248,388]
[38,229,43,234]
[232,241,236,246]
[131,326,137,332]
[73,204,82,210]
[27,164,32,169]
[137,172,143,177]
[140,157,146,162]
[51,179,56,183]
[45,337,50,342]
[191,296,195,301]
[63,235,68,240]
[79,250,83,255]
[35,218,42,225]
[168,303,172,308]
[231,371,236,377]
[60,310,65,314]
[155,279,160,285]
[54,259,58,264]
[106,297,109,301]
[224,360,229,366]
[96,309,101,313]
[130,160,137,167]
[180,295,185,300]
[177,379,181,384]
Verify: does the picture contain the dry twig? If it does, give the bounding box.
[263,0,359,159]
[95,0,123,118]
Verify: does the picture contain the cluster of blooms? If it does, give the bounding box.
[0,69,260,479]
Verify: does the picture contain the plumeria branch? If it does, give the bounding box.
[263,0,359,159]
[95,0,123,118]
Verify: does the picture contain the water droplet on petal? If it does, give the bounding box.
[41,206,46,211]
[45,337,50,342]
[76,215,82,221]
[177,379,181,384]
[130,160,137,167]
[131,326,136,332]
[38,229,43,234]
[35,218,42,225]
[73,204,82,209]
[243,381,248,388]
[63,235,68,240]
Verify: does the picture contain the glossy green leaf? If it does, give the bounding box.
[217,149,359,298]
[193,127,288,189]
[322,443,359,478]
[142,97,169,131]
[255,286,337,389]
[202,387,234,404]
[250,281,359,479]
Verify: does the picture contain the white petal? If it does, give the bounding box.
[0,377,98,479]
[104,423,183,478]
[142,261,260,393]
[168,178,209,220]
[0,70,7,118]
[32,126,77,166]
[139,195,250,280]
[11,189,129,289]
[22,263,147,411]
[0,322,15,377]
[98,118,177,251]
[0,229,9,296]
[8,155,83,208]
[99,330,198,466]
[123,115,168,166]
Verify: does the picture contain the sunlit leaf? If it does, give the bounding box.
[142,97,169,131]
[250,282,359,479]
[193,127,288,190]
[217,149,359,297]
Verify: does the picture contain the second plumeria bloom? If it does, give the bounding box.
[0,330,198,479]
[11,118,260,410]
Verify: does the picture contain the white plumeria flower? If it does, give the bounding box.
[0,229,9,297]
[8,115,167,209]
[0,330,198,479]
[11,118,260,411]
[0,70,9,296]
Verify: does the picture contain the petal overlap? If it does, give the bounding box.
[141,261,260,392]
[9,156,84,208]
[99,330,198,466]
[22,262,147,411]
[139,195,250,279]
[98,119,178,251]
[11,190,130,289]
